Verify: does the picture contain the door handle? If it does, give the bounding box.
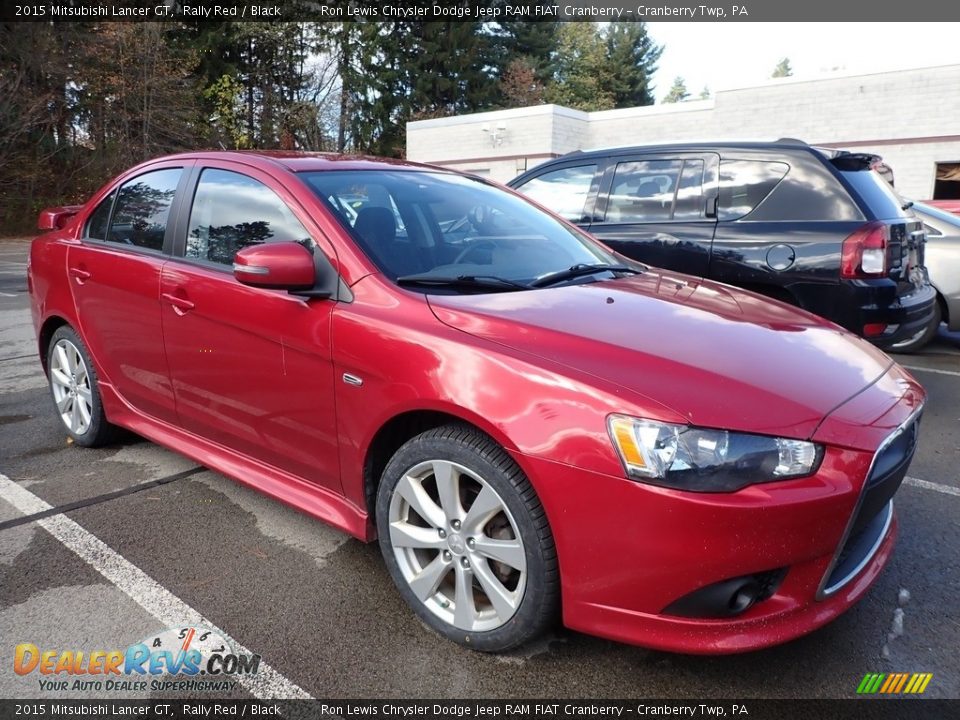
[69,267,91,283]
[161,292,195,313]
[705,196,719,219]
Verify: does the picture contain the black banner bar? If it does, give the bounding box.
[2,700,958,720]
[4,0,960,23]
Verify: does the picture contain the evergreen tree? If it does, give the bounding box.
[662,76,690,103]
[347,22,408,156]
[495,17,559,86]
[407,22,498,119]
[772,57,793,78]
[345,21,498,156]
[545,23,614,111]
[601,21,662,108]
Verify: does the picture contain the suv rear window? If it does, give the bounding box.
[838,168,911,220]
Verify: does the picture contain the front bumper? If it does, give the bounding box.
[515,389,922,654]
[569,515,897,655]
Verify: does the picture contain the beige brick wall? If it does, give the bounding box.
[406,64,960,198]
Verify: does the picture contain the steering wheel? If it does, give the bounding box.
[453,240,497,265]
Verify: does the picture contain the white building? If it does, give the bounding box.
[407,64,960,200]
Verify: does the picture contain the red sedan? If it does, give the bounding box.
[924,199,960,215]
[28,152,924,654]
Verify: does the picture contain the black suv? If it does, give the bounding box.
[508,140,937,352]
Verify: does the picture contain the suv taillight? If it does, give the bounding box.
[841,222,888,278]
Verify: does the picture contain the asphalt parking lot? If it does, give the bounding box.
[1,235,958,701]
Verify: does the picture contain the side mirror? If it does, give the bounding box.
[233,242,316,292]
[38,205,82,231]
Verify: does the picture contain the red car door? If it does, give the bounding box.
[159,162,341,493]
[67,162,189,424]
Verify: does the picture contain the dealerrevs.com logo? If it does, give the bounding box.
[14,626,259,693]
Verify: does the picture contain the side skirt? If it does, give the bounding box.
[98,382,375,542]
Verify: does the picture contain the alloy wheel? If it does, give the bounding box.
[49,338,93,436]
[387,459,527,632]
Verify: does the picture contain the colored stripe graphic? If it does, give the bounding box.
[879,675,895,693]
[858,672,932,694]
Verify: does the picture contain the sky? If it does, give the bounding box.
[646,22,960,102]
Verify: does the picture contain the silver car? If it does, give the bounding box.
[913,201,960,333]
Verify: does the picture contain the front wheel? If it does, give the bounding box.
[47,326,119,447]
[376,425,559,652]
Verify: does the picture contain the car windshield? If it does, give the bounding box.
[300,170,625,291]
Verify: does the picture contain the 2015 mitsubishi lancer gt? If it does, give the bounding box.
[28,152,924,654]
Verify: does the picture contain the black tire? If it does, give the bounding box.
[46,325,120,447]
[884,301,942,354]
[376,424,559,652]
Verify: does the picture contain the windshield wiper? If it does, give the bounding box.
[530,263,641,288]
[396,274,529,292]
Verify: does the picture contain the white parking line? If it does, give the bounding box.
[902,364,960,378]
[0,472,313,700]
[904,476,960,498]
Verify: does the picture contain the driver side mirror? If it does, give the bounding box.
[233,242,316,292]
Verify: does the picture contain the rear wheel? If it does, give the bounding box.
[47,326,119,447]
[376,425,558,652]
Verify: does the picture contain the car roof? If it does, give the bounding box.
[547,139,824,162]
[157,150,445,174]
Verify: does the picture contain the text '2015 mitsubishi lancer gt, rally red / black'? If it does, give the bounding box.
[29,152,924,654]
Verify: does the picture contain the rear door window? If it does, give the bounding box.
[603,159,707,223]
[85,191,115,240]
[107,169,182,251]
[513,164,598,222]
[673,160,706,220]
[606,160,681,222]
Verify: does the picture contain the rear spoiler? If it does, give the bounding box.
[818,149,894,184]
[821,149,884,171]
[38,205,83,231]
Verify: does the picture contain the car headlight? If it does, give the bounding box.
[607,414,822,492]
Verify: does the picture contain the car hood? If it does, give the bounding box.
[427,271,897,440]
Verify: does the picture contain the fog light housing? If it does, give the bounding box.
[662,569,787,618]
